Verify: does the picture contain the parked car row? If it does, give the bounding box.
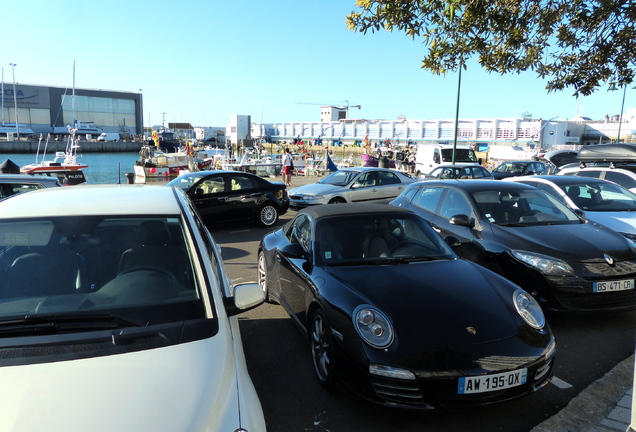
[257,152,636,410]
[0,144,634,423]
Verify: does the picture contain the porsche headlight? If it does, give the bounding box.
[513,289,545,329]
[511,250,574,276]
[353,305,394,349]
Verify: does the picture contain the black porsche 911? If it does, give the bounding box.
[166,170,289,227]
[257,203,555,409]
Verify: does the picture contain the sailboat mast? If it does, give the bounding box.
[72,61,76,128]
[1,68,4,125]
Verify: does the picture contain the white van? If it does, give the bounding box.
[96,132,120,142]
[414,144,479,177]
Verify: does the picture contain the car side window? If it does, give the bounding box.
[605,172,636,190]
[294,217,312,251]
[354,172,377,188]
[402,186,420,203]
[230,175,257,191]
[414,187,444,212]
[439,189,472,219]
[200,176,225,194]
[577,170,601,179]
[8,183,43,196]
[286,214,312,251]
[377,171,399,185]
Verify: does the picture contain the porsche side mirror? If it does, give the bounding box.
[449,214,475,228]
[280,242,307,259]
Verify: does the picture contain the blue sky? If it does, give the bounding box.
[4,0,631,127]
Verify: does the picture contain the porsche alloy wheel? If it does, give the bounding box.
[257,203,279,227]
[310,309,337,388]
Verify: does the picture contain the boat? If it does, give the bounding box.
[133,144,216,182]
[361,152,396,168]
[0,124,35,137]
[221,148,283,177]
[68,120,103,136]
[20,133,88,185]
[148,129,181,153]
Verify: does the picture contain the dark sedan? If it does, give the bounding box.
[391,180,636,312]
[492,161,547,179]
[0,174,61,199]
[258,203,555,409]
[166,171,289,227]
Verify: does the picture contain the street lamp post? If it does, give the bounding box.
[9,63,18,141]
[609,83,636,143]
[139,89,143,141]
[452,63,463,164]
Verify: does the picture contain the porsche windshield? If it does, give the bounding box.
[0,215,207,325]
[315,214,456,265]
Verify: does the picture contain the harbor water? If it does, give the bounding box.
[0,152,142,185]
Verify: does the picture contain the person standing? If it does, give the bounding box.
[282,148,293,187]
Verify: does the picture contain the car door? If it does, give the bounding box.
[189,174,231,222]
[375,170,409,200]
[277,214,312,325]
[349,171,381,203]
[225,173,261,220]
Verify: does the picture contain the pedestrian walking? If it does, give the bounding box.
[282,148,294,187]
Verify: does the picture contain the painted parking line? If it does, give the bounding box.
[551,376,573,389]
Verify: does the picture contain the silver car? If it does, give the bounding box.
[288,167,417,210]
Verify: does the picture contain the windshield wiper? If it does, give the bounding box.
[0,313,148,336]
[383,257,439,264]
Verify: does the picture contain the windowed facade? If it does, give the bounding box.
[1,84,142,135]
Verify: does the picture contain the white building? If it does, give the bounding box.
[248,110,636,151]
[226,115,251,145]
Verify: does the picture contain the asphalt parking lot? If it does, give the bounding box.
[207,173,636,432]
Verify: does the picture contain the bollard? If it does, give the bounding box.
[378,156,390,169]
[125,172,135,184]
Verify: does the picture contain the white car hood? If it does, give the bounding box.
[0,336,244,432]
[587,211,636,235]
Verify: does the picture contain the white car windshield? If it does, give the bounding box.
[562,182,636,212]
[0,216,206,325]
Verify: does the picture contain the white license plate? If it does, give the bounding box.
[458,369,527,394]
[593,279,635,293]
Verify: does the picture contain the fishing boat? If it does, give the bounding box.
[222,148,283,177]
[361,152,396,168]
[20,133,88,185]
[133,144,217,182]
